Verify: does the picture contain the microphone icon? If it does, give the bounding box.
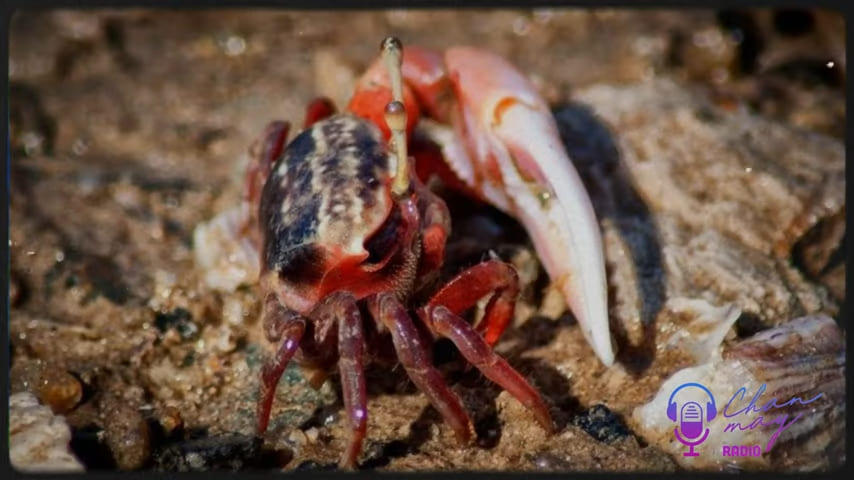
[666,382,716,457]
[673,401,709,457]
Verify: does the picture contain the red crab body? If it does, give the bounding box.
[195,37,614,469]
[249,107,550,468]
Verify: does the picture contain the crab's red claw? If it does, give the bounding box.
[427,47,615,367]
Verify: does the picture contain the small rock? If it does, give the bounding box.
[153,434,263,471]
[571,404,631,444]
[287,429,307,448]
[322,410,339,426]
[158,407,184,437]
[9,392,85,472]
[154,307,199,341]
[38,372,84,415]
[677,27,738,83]
[11,359,83,414]
[207,324,238,354]
[222,297,245,325]
[98,392,151,470]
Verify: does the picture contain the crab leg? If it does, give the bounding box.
[368,292,474,444]
[312,292,367,469]
[423,259,519,346]
[427,49,614,367]
[419,304,553,432]
[257,295,306,436]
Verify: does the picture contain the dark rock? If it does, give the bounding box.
[154,307,198,341]
[734,312,767,338]
[153,434,263,471]
[571,405,631,444]
[359,440,410,470]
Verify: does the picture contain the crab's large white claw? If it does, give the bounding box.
[438,47,615,366]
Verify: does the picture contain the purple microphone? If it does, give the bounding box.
[674,401,710,456]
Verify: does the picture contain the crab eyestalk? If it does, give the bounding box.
[381,36,410,197]
[381,36,404,109]
[385,101,409,196]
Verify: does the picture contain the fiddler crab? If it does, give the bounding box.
[194,37,613,468]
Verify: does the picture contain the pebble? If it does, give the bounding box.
[98,392,151,470]
[154,307,199,341]
[287,429,307,447]
[11,359,84,414]
[222,297,245,325]
[571,404,631,444]
[158,407,184,437]
[208,324,238,354]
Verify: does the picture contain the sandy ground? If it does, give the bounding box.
[8,8,845,472]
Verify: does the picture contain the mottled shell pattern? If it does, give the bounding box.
[259,114,395,284]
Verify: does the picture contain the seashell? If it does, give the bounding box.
[9,392,84,472]
[632,314,844,471]
[663,297,741,364]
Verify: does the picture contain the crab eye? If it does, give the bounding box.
[363,204,403,266]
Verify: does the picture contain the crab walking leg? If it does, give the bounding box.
[244,121,290,231]
[426,47,614,367]
[424,260,519,346]
[303,97,337,127]
[313,293,369,469]
[411,171,451,281]
[257,295,306,435]
[419,305,554,432]
[369,293,473,444]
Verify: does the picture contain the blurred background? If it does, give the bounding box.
[10,8,845,162]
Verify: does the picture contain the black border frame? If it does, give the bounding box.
[3,1,851,479]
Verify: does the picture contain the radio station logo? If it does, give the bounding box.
[665,382,823,457]
[666,383,716,456]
